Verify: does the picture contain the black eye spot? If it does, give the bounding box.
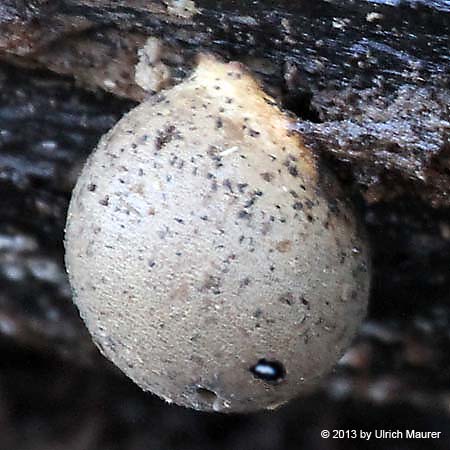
[250,359,285,383]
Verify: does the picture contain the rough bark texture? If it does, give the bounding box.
[1,0,450,448]
[1,0,449,206]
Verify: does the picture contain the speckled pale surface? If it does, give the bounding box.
[65,56,370,413]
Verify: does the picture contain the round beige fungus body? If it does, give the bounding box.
[65,56,370,413]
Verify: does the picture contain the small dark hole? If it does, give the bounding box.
[250,359,286,383]
[282,91,322,123]
[195,387,217,403]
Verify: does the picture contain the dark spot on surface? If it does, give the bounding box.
[227,71,242,79]
[263,97,277,106]
[237,183,248,193]
[244,198,255,208]
[174,218,184,224]
[223,253,236,265]
[250,359,285,383]
[99,195,109,206]
[190,333,200,343]
[307,214,314,222]
[148,260,156,268]
[216,118,223,129]
[238,210,251,220]
[207,146,221,161]
[87,183,96,192]
[288,165,299,177]
[223,179,233,193]
[239,277,251,288]
[279,292,294,305]
[301,297,309,306]
[261,172,275,182]
[244,190,263,208]
[200,215,208,221]
[201,275,222,294]
[253,308,263,318]
[249,129,260,137]
[293,202,303,210]
[169,155,185,168]
[155,125,180,150]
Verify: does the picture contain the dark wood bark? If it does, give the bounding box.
[1,0,449,206]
